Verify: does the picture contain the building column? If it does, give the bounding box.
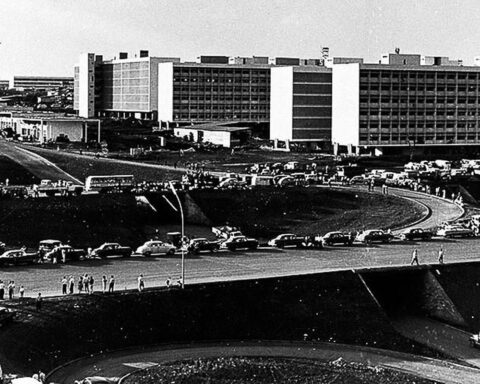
[333,142,339,156]
[97,120,101,143]
[285,140,290,151]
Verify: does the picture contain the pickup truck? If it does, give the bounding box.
[222,236,259,251]
[268,234,305,248]
[91,243,132,258]
[212,226,243,240]
[0,250,39,266]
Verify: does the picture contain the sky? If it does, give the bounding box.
[0,0,478,79]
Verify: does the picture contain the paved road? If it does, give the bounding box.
[0,238,479,298]
[0,142,82,184]
[47,341,480,384]
[392,316,480,369]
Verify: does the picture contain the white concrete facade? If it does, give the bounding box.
[78,53,95,118]
[157,62,174,123]
[332,63,360,147]
[269,66,293,141]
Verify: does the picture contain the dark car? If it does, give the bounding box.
[45,245,87,262]
[268,233,305,248]
[0,250,39,266]
[322,231,354,246]
[221,236,259,251]
[357,229,394,244]
[91,243,132,258]
[187,238,220,254]
[0,306,16,327]
[400,228,434,241]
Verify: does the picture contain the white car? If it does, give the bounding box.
[136,240,176,256]
[436,225,474,238]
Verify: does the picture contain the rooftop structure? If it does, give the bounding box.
[12,76,74,91]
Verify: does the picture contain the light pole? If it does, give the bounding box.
[168,182,185,289]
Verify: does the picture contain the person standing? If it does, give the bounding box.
[36,293,43,311]
[165,276,171,288]
[83,274,89,294]
[438,246,445,264]
[0,280,4,300]
[19,285,25,299]
[108,275,115,293]
[89,275,94,294]
[411,248,419,265]
[102,275,107,293]
[61,276,67,295]
[78,276,83,294]
[69,276,75,294]
[8,281,15,300]
[137,274,145,292]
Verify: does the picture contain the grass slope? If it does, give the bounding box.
[190,187,424,239]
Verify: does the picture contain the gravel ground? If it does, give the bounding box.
[124,356,437,384]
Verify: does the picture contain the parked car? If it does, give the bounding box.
[301,235,324,249]
[349,175,367,185]
[0,306,16,326]
[0,250,39,266]
[357,229,394,244]
[45,245,87,262]
[268,234,305,248]
[187,238,220,254]
[91,243,132,258]
[436,224,475,238]
[222,236,259,251]
[136,240,176,256]
[322,231,354,246]
[400,228,434,241]
[470,333,480,348]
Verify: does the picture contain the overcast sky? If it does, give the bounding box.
[0,0,477,79]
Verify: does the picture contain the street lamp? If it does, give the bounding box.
[163,182,185,289]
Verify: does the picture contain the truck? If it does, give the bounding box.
[212,226,243,239]
[34,180,83,197]
[84,175,134,193]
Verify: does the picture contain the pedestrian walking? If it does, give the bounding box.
[69,276,74,294]
[438,246,444,264]
[61,276,67,295]
[36,293,43,311]
[410,248,419,265]
[102,275,107,293]
[108,275,115,293]
[83,274,89,294]
[138,274,145,292]
[8,281,15,300]
[19,285,25,298]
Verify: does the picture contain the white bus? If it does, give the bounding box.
[85,175,135,193]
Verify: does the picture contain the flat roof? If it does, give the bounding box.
[358,63,480,72]
[175,122,252,132]
[0,111,98,122]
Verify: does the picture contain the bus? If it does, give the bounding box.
[85,175,135,193]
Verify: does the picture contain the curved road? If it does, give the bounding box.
[47,341,480,384]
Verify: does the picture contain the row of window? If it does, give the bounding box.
[360,71,480,81]
[173,114,268,120]
[360,134,480,143]
[360,85,480,92]
[360,122,479,129]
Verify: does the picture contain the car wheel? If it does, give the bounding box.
[167,249,175,256]
[144,251,152,257]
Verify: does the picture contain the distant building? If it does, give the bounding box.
[12,76,73,91]
[0,111,100,143]
[173,122,252,148]
[270,66,332,149]
[0,80,9,91]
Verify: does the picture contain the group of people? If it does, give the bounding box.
[61,274,116,295]
[410,246,445,265]
[0,280,25,300]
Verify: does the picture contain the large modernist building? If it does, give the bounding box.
[270,66,332,148]
[332,53,480,155]
[157,61,271,127]
[74,52,325,128]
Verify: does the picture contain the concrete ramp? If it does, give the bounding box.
[392,316,480,369]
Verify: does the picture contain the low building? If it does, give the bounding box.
[0,80,9,90]
[173,122,251,148]
[12,76,74,91]
[0,111,100,142]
